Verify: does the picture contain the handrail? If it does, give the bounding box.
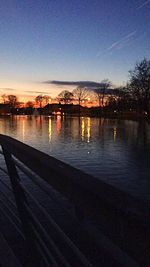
[0,134,149,221]
[0,134,150,266]
[12,156,75,216]
[0,135,94,266]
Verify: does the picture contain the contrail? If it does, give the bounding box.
[137,0,150,9]
[107,30,137,51]
[96,30,137,57]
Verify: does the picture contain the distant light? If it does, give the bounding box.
[88,98,90,101]
[113,127,117,142]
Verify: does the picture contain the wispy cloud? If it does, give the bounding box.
[137,0,150,9]
[0,88,16,91]
[0,87,17,93]
[24,90,51,94]
[107,30,137,51]
[43,80,101,88]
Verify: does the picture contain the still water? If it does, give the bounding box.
[0,115,150,203]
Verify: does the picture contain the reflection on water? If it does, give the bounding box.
[22,118,25,142]
[87,117,91,143]
[56,115,61,134]
[81,117,91,142]
[113,127,117,143]
[81,117,85,141]
[48,116,52,142]
[0,115,150,202]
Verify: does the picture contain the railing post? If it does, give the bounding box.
[2,146,40,266]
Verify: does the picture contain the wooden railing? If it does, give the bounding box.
[0,134,149,266]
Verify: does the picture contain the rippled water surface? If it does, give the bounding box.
[0,115,150,202]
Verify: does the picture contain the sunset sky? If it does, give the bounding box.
[0,0,150,101]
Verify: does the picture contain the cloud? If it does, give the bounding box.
[0,88,51,95]
[107,30,137,51]
[24,90,51,94]
[137,0,150,9]
[43,80,101,88]
[0,88,16,91]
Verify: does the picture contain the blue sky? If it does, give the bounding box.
[0,0,150,99]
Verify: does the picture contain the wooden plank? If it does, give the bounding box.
[0,232,22,267]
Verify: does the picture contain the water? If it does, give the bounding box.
[0,115,150,203]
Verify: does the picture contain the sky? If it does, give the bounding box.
[0,0,150,101]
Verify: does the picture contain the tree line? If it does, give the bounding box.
[1,58,150,116]
[0,79,112,108]
[107,58,150,116]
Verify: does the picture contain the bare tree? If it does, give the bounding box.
[58,90,73,104]
[1,94,8,104]
[94,88,102,107]
[26,101,34,108]
[7,95,18,108]
[43,95,50,105]
[35,95,44,108]
[72,86,89,105]
[94,79,112,107]
[128,58,150,114]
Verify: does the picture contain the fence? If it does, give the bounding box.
[0,134,149,266]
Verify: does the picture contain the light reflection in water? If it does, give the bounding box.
[81,117,91,142]
[113,127,117,142]
[81,117,85,141]
[48,116,52,142]
[56,115,61,134]
[87,117,91,143]
[22,118,25,142]
[0,116,150,203]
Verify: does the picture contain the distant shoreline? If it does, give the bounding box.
[0,111,149,122]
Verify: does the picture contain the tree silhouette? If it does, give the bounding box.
[43,95,50,105]
[129,58,150,114]
[35,95,44,108]
[26,101,34,108]
[7,95,18,108]
[73,86,89,105]
[94,79,111,107]
[1,94,8,104]
[58,90,73,104]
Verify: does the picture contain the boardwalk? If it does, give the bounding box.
[0,134,149,266]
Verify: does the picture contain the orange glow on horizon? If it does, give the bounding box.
[0,80,116,107]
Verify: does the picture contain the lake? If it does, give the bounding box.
[0,115,150,203]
